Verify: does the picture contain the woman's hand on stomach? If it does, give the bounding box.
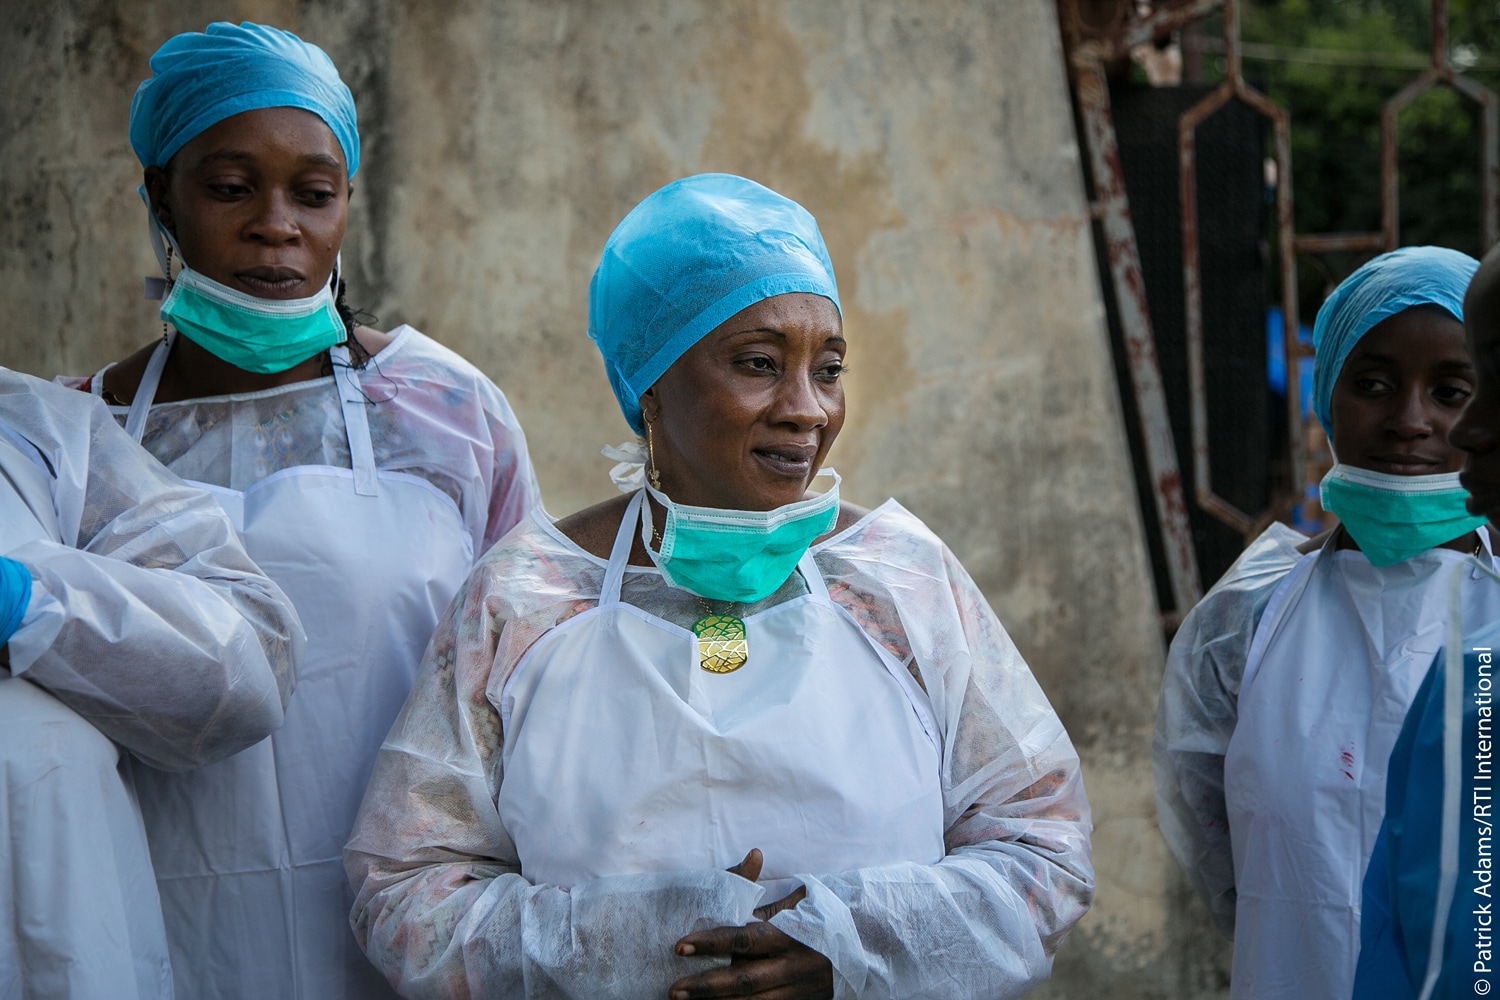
[667,848,833,1000]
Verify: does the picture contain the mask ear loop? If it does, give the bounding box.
[139,185,182,293]
[139,186,183,345]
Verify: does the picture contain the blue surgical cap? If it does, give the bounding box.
[129,22,359,177]
[588,174,842,434]
[1312,245,1477,435]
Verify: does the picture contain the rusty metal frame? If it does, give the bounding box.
[1178,0,1303,539]
[1063,0,1218,615]
[1379,0,1500,251]
[1063,0,1500,626]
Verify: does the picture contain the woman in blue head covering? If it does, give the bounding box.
[1155,246,1500,999]
[1353,245,1500,1000]
[345,174,1094,999]
[55,22,540,1000]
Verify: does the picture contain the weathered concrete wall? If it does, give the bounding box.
[0,0,1226,993]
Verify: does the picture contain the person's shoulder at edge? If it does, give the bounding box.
[818,497,920,546]
[369,326,509,395]
[0,366,110,455]
[551,494,636,561]
[3,365,102,413]
[1158,520,1311,705]
[1184,519,1310,619]
[462,504,603,611]
[813,497,973,587]
[364,326,533,463]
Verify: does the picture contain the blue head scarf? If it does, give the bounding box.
[1312,246,1477,436]
[129,22,359,177]
[588,174,842,434]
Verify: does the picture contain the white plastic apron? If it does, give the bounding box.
[119,337,474,1000]
[497,491,946,899]
[1224,535,1500,1000]
[0,422,173,1000]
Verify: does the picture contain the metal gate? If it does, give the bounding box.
[1058,0,1500,627]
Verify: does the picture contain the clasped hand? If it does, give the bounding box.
[667,848,834,1000]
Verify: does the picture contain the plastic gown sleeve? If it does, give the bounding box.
[346,504,1092,999]
[3,375,304,771]
[766,525,1094,998]
[1152,521,1307,937]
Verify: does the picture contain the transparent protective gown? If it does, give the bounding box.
[2,367,302,765]
[61,326,541,1000]
[66,326,538,547]
[1154,521,1500,1000]
[347,500,1093,1000]
[0,368,304,1000]
[1153,522,1307,937]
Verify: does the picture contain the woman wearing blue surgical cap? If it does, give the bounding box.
[57,22,540,1000]
[1352,245,1500,1000]
[345,174,1094,999]
[1154,246,1500,999]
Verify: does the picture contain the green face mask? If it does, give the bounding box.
[1319,464,1488,567]
[159,266,346,375]
[643,470,841,603]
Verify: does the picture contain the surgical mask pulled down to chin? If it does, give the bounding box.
[144,207,346,374]
[1319,464,1488,567]
[642,470,840,603]
[159,268,346,374]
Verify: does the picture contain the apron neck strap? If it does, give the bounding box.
[331,344,378,497]
[797,549,829,601]
[599,491,644,606]
[123,336,378,497]
[124,334,173,443]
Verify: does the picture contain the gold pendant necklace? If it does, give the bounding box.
[693,597,748,673]
[652,512,749,673]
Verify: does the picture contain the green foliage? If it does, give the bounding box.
[1239,0,1499,272]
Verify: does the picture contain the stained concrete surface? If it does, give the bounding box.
[0,1,1228,994]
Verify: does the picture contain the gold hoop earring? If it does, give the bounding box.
[645,417,663,491]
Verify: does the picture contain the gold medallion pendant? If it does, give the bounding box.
[692,613,748,673]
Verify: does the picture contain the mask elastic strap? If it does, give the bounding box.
[330,344,378,497]
[139,187,184,300]
[641,483,670,555]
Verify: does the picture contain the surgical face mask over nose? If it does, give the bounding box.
[144,206,346,375]
[1319,464,1488,567]
[642,470,841,603]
